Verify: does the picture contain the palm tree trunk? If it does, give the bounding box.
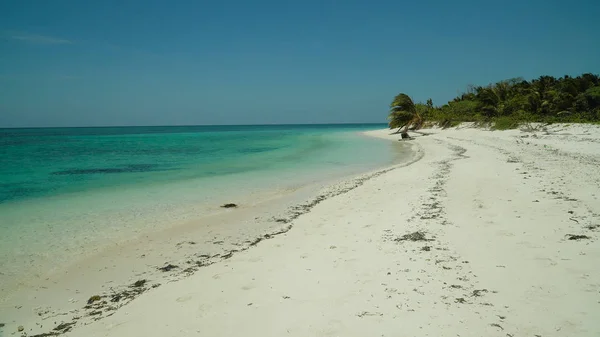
[400,124,410,139]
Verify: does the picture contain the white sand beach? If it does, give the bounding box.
[5,124,600,337]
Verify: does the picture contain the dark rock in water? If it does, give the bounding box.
[0,322,4,327]
[158,264,178,272]
[87,295,102,304]
[132,279,147,287]
[221,203,238,208]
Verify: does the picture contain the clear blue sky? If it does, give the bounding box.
[1,0,599,127]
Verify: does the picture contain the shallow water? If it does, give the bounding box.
[0,124,405,292]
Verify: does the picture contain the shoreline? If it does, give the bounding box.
[0,128,402,294]
[4,124,600,336]
[0,134,417,336]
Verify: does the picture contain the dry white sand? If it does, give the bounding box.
[5,124,600,337]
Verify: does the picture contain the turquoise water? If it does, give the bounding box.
[1,124,391,204]
[0,124,404,291]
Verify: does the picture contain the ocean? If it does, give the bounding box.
[0,124,406,294]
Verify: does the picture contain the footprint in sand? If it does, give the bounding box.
[176,295,192,303]
[497,230,515,237]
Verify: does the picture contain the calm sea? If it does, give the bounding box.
[0,124,404,290]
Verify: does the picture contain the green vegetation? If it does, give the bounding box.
[388,73,600,131]
[387,93,423,137]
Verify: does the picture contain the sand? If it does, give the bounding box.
[4,124,600,337]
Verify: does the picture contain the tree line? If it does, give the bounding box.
[388,73,600,134]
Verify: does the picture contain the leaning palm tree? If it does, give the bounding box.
[388,93,422,138]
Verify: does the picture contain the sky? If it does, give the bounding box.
[1,0,599,127]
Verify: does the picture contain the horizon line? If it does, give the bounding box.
[0,122,387,130]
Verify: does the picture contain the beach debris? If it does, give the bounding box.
[183,265,196,273]
[357,311,383,318]
[18,325,25,332]
[158,264,179,272]
[109,282,151,303]
[450,285,462,289]
[87,295,102,305]
[194,259,211,268]
[110,294,123,303]
[585,224,599,230]
[53,322,75,333]
[566,234,591,241]
[30,332,62,337]
[132,279,147,288]
[33,279,154,336]
[176,240,196,247]
[455,298,466,304]
[471,289,488,297]
[221,251,235,259]
[248,237,263,246]
[396,231,433,242]
[220,203,238,208]
[490,323,504,330]
[421,245,431,251]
